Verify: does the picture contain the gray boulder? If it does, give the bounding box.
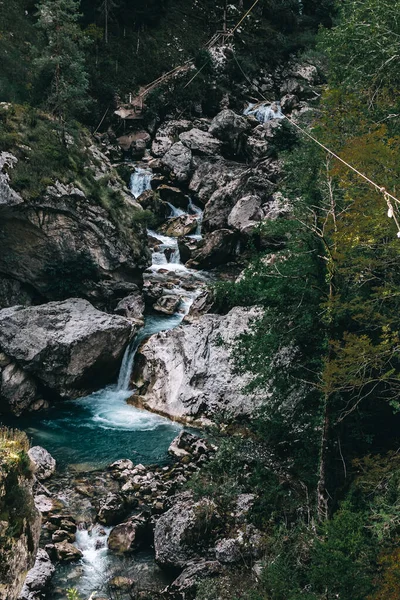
[179,129,223,156]
[131,307,263,423]
[114,290,145,324]
[227,195,264,234]
[0,362,38,415]
[209,109,251,156]
[97,493,132,526]
[108,514,148,553]
[28,446,56,481]
[0,299,132,410]
[18,549,55,600]
[154,495,218,568]
[161,142,193,183]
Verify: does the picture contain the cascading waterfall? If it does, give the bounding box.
[244,101,284,124]
[130,166,153,198]
[187,197,203,237]
[167,202,185,217]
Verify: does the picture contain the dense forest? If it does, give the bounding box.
[1,0,400,599]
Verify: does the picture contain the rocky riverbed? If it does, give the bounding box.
[0,55,322,599]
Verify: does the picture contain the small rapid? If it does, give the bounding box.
[244,101,284,123]
[130,166,153,198]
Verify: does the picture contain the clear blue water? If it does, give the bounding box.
[2,312,186,471]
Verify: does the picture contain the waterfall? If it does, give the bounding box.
[130,167,153,199]
[117,337,142,391]
[187,197,203,237]
[148,230,181,266]
[167,202,185,217]
[244,102,284,124]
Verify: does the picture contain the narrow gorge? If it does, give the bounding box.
[1,1,400,600]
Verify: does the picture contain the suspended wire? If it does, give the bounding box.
[230,50,400,237]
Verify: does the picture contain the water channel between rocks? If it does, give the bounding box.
[4,163,208,599]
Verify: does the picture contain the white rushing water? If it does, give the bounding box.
[244,101,284,124]
[167,202,185,217]
[130,166,153,198]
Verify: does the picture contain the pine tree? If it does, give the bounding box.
[34,0,90,124]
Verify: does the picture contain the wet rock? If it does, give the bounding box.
[132,307,262,423]
[189,229,238,269]
[51,530,75,543]
[184,290,214,322]
[280,94,299,112]
[227,195,264,234]
[177,236,202,264]
[28,447,56,481]
[114,290,145,324]
[152,136,174,157]
[18,549,55,600]
[109,576,135,592]
[189,157,247,206]
[153,295,181,316]
[97,493,133,526]
[209,109,251,156]
[109,459,135,473]
[154,495,218,568]
[1,362,38,415]
[47,541,83,563]
[167,560,223,600]
[179,129,222,156]
[0,299,132,411]
[159,214,198,237]
[152,120,192,158]
[157,185,188,210]
[108,515,148,553]
[137,189,171,226]
[161,142,193,183]
[117,131,151,157]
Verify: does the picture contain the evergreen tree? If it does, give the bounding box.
[34,0,90,123]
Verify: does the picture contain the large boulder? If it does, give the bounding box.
[227,195,264,234]
[28,447,56,481]
[179,129,223,156]
[97,493,133,526]
[209,109,251,156]
[189,229,238,269]
[46,542,82,563]
[18,549,55,600]
[131,307,263,423]
[108,514,148,553]
[159,214,198,238]
[0,152,151,309]
[154,495,218,568]
[161,142,193,183]
[0,300,132,412]
[152,119,192,158]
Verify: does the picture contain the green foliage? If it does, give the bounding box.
[66,589,81,600]
[34,0,91,121]
[318,0,400,97]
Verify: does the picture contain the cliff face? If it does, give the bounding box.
[0,105,151,312]
[0,429,41,600]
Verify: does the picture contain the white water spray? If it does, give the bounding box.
[244,102,284,124]
[130,167,153,198]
